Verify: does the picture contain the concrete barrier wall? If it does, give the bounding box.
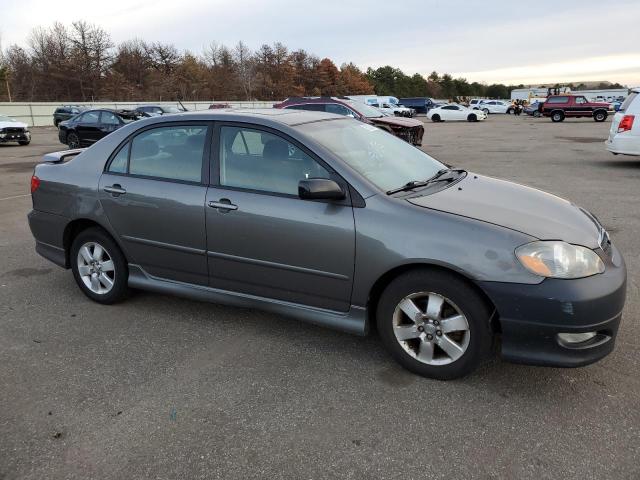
[0,101,278,126]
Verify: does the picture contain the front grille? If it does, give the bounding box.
[2,127,25,134]
[395,127,422,145]
[599,229,612,257]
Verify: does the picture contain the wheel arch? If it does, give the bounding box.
[62,218,126,267]
[366,262,500,334]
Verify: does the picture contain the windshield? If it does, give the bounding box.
[164,106,181,113]
[0,115,17,123]
[300,119,445,192]
[345,100,384,118]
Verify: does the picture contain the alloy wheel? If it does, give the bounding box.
[77,241,115,294]
[68,134,79,149]
[392,291,470,366]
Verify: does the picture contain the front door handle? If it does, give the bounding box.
[208,199,238,212]
[104,184,126,196]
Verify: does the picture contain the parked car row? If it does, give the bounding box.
[274,97,424,146]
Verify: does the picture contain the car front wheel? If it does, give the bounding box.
[376,270,493,380]
[71,227,129,304]
[431,114,441,122]
[551,111,564,122]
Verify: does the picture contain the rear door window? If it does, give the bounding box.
[79,111,100,123]
[101,111,121,125]
[325,103,355,116]
[128,125,207,183]
[547,96,569,104]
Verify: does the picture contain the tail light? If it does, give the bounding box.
[30,175,40,193]
[618,115,635,133]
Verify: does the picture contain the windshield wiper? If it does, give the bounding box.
[386,168,465,195]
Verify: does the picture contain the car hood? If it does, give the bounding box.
[407,174,602,248]
[369,116,423,128]
[0,120,28,129]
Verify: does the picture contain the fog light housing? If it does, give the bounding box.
[558,332,597,344]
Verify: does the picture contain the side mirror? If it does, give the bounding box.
[298,178,345,200]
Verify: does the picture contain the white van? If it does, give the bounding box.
[606,89,640,156]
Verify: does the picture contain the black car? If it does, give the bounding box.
[53,106,87,127]
[134,105,186,116]
[58,109,144,149]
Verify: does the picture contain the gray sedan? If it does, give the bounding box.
[28,109,627,379]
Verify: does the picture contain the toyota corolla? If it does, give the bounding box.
[28,109,626,379]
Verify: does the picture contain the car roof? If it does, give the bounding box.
[174,108,345,127]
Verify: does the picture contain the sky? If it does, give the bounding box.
[1,0,639,86]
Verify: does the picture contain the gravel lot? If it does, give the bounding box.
[1,115,638,480]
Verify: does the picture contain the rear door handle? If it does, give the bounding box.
[104,185,126,196]
[208,199,238,211]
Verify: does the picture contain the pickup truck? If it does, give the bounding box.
[539,95,610,122]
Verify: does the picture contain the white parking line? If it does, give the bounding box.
[0,194,30,201]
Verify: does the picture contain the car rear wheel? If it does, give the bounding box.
[467,114,477,122]
[594,111,607,122]
[551,111,564,122]
[376,270,493,380]
[533,111,541,118]
[71,227,129,304]
[431,114,441,122]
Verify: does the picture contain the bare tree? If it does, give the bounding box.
[233,41,254,100]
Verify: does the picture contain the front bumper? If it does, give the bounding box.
[479,244,627,367]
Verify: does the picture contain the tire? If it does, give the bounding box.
[67,131,80,149]
[551,111,564,122]
[467,114,477,122]
[506,108,514,114]
[482,108,489,115]
[431,114,441,122]
[18,140,30,146]
[376,269,493,380]
[593,111,607,122]
[533,111,541,118]
[70,227,129,304]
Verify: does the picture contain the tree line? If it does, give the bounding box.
[0,21,625,103]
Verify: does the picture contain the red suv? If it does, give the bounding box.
[274,97,424,146]
[540,95,610,122]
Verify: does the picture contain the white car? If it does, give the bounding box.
[0,114,31,146]
[371,102,414,117]
[606,89,640,156]
[475,100,513,114]
[427,104,487,122]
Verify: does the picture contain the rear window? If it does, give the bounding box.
[546,96,569,104]
[619,92,638,113]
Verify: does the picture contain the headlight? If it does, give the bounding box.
[515,241,605,279]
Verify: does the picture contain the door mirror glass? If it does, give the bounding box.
[298,178,345,200]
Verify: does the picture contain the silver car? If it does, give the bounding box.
[28,109,626,379]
